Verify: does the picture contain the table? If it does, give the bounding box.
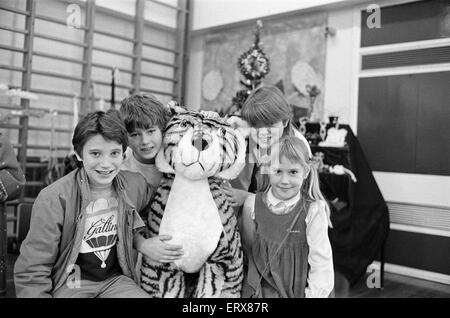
[307,123,390,286]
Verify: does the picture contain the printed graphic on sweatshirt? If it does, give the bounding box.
[79,197,118,269]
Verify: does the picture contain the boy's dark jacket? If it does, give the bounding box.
[14,168,154,298]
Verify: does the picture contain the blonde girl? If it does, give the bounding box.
[240,135,334,298]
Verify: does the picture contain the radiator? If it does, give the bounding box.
[387,201,450,233]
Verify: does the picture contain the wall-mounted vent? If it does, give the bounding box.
[387,202,450,232]
[362,46,450,70]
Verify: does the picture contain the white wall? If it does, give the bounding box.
[192,0,349,30]
[90,0,178,28]
[185,35,203,111]
[374,172,450,207]
[323,6,360,130]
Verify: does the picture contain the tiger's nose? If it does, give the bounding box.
[192,136,210,151]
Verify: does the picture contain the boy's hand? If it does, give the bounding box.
[139,235,184,264]
[223,184,250,207]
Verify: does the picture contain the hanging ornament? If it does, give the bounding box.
[237,19,270,83]
[229,20,271,115]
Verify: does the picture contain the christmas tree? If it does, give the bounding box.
[227,20,270,116]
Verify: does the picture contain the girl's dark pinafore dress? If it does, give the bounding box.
[242,192,310,298]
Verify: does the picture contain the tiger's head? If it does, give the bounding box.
[155,110,246,180]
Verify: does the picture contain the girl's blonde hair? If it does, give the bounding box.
[270,135,332,228]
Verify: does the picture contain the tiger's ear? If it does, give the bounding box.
[216,129,246,180]
[200,110,220,119]
[155,147,175,174]
[166,100,187,116]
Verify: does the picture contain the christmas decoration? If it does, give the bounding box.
[229,19,270,116]
[306,84,321,121]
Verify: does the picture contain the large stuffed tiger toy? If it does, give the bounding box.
[140,109,246,298]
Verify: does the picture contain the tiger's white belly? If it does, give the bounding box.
[159,174,223,273]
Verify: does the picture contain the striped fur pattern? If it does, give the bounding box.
[140,111,244,298]
[161,111,241,177]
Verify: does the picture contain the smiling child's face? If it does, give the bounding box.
[127,126,163,164]
[80,134,124,187]
[268,155,307,201]
[249,121,284,150]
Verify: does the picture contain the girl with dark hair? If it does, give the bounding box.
[224,85,312,205]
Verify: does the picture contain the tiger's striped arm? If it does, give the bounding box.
[210,179,244,298]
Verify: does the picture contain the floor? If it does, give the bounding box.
[335,270,450,298]
[3,252,450,298]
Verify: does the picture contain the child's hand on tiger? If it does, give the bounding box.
[140,235,184,264]
[223,185,250,207]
